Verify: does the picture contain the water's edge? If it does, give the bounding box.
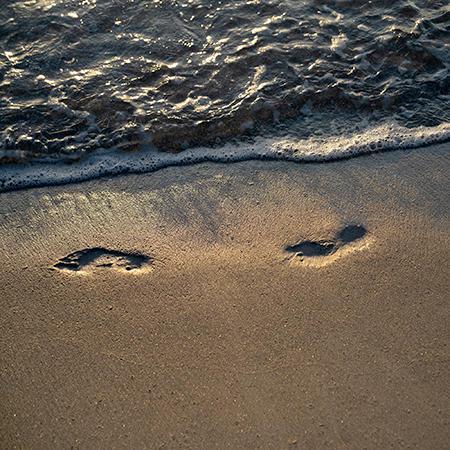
[1,122,449,193]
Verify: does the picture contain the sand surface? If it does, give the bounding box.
[1,144,449,448]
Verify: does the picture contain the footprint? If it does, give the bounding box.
[53,247,153,273]
[285,225,367,266]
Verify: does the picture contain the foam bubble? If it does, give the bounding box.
[0,122,449,192]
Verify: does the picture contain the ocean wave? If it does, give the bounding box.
[1,0,449,161]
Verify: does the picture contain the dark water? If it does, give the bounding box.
[0,0,449,168]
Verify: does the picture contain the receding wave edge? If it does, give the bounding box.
[1,122,449,193]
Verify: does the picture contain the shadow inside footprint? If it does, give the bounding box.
[285,240,335,257]
[54,247,151,273]
[285,224,367,263]
[337,225,367,244]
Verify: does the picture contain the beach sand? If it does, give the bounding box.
[0,143,449,448]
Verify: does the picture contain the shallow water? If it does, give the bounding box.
[0,0,449,187]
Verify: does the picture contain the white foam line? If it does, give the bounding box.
[1,122,449,192]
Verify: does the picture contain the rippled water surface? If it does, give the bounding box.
[1,0,449,163]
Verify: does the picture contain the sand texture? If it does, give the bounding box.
[0,144,449,448]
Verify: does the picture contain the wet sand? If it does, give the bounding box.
[0,143,449,448]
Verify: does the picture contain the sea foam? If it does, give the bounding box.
[0,122,449,193]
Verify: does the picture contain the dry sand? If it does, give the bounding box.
[0,143,449,448]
